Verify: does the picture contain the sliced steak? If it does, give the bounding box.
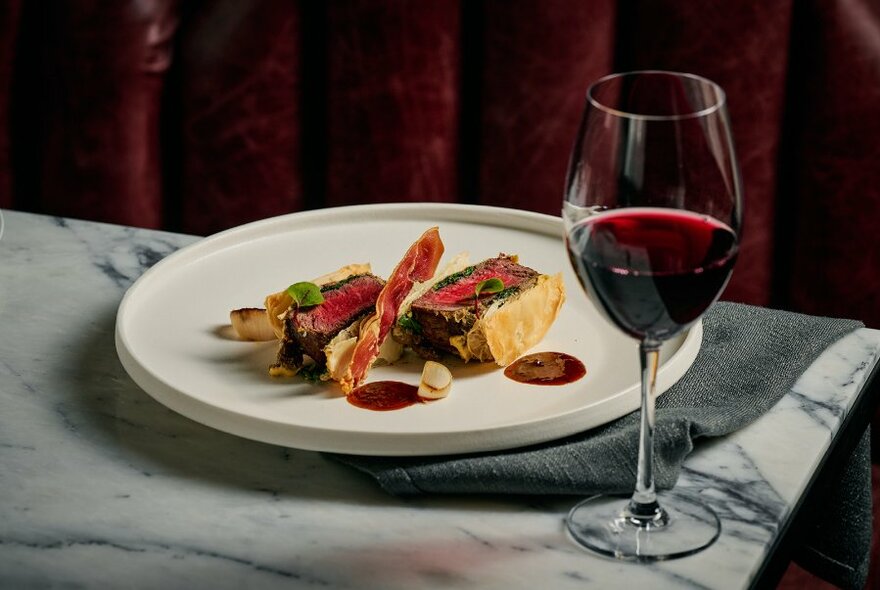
[276,274,385,369]
[401,256,539,357]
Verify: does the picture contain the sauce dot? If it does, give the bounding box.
[348,381,422,411]
[504,352,586,385]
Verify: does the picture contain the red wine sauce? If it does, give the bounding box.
[348,381,422,411]
[504,352,586,385]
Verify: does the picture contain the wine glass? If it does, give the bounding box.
[562,71,742,560]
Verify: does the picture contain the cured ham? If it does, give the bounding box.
[339,227,444,393]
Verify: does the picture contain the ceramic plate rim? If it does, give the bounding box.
[115,203,702,456]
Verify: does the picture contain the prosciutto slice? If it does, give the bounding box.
[339,227,444,393]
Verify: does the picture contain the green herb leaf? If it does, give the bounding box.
[286,282,325,308]
[474,277,504,299]
[397,313,422,334]
[299,363,327,383]
[495,286,519,301]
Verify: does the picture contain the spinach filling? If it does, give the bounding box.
[320,273,370,293]
[432,265,476,291]
[397,312,422,334]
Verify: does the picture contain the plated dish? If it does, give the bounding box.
[115,204,701,456]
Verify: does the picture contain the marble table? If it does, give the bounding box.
[2,210,878,589]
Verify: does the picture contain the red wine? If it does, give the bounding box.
[567,208,737,341]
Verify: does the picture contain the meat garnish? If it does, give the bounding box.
[339,227,445,393]
[230,308,277,341]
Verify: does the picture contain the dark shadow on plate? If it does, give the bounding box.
[371,349,502,382]
[211,324,240,341]
[195,332,345,400]
[206,325,373,401]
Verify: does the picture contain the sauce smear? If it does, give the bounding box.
[348,381,422,411]
[504,352,586,385]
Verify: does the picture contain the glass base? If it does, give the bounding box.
[565,491,720,561]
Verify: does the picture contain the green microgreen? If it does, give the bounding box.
[299,363,327,383]
[474,277,504,298]
[397,313,423,334]
[468,277,505,316]
[286,282,325,308]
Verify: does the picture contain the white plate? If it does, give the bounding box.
[115,204,701,456]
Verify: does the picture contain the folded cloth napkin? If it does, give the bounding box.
[332,302,868,587]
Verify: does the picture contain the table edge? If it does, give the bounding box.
[753,338,880,587]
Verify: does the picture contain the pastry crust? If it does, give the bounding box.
[324,322,360,383]
[451,273,565,366]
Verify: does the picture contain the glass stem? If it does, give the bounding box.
[628,340,662,520]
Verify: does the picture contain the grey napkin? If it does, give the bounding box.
[333,302,868,586]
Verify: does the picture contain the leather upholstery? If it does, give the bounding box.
[326,0,460,207]
[477,0,615,213]
[784,0,880,328]
[177,0,303,234]
[3,0,879,328]
[621,0,794,305]
[39,0,178,229]
[0,0,20,208]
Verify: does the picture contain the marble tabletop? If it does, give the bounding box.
[1,209,878,589]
